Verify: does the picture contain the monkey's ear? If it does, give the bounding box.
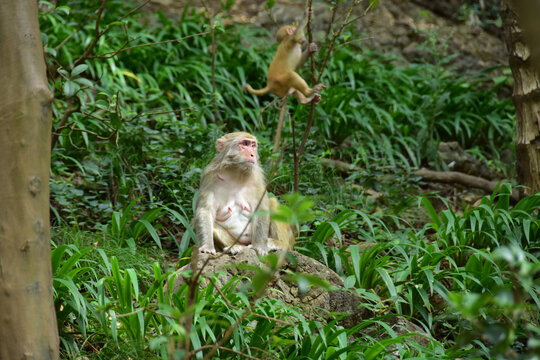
[217,139,225,153]
[287,26,294,35]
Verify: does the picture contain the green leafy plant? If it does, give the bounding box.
[106,198,165,249]
[447,244,540,359]
[51,243,94,353]
[423,185,540,253]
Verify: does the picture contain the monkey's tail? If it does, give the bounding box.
[243,83,270,96]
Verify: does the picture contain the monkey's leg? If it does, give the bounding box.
[269,220,295,251]
[293,90,319,105]
[213,225,247,254]
[250,209,270,255]
[288,73,324,104]
[288,72,313,96]
[195,206,218,254]
[268,198,295,251]
[267,236,293,251]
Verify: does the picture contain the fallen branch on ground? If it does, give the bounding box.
[413,168,520,203]
[321,158,520,202]
[321,158,359,172]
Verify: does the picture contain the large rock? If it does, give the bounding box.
[170,249,433,346]
[171,250,369,327]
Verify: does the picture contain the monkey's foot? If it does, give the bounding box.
[224,244,246,254]
[199,246,217,255]
[252,245,269,256]
[313,83,326,92]
[267,242,284,252]
[298,93,320,105]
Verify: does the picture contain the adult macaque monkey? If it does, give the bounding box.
[244,8,325,104]
[194,132,295,255]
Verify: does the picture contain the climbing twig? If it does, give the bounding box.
[273,97,288,154]
[293,0,364,191]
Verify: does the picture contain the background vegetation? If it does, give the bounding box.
[40,0,538,359]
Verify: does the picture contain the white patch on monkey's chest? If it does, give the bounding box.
[213,179,255,244]
[288,45,302,67]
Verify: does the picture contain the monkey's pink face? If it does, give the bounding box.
[238,138,258,164]
[286,26,295,36]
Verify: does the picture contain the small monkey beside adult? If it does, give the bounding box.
[244,9,326,105]
[193,132,295,255]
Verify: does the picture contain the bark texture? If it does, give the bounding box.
[0,1,59,359]
[503,1,540,195]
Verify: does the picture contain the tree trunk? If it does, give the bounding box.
[503,0,540,196]
[0,1,59,359]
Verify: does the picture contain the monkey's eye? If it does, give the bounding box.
[240,140,250,146]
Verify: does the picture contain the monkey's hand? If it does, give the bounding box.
[308,42,318,53]
[199,244,217,255]
[252,243,269,256]
[224,244,246,254]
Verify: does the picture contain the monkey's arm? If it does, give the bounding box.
[194,190,217,254]
[293,9,310,42]
[297,42,318,70]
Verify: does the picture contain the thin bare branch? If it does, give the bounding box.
[54,31,77,51]
[294,0,363,191]
[292,107,299,191]
[294,0,315,191]
[73,0,153,65]
[317,0,361,83]
[127,107,196,122]
[116,0,151,22]
[201,0,220,122]
[273,98,288,154]
[51,96,80,150]
[92,31,212,59]
[325,4,338,37]
[68,124,114,140]
[73,0,108,67]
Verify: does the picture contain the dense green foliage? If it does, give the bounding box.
[39,0,539,359]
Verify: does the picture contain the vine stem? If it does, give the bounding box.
[294,0,314,192]
[294,0,363,192]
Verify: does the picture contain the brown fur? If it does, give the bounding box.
[194,132,295,255]
[244,11,325,105]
